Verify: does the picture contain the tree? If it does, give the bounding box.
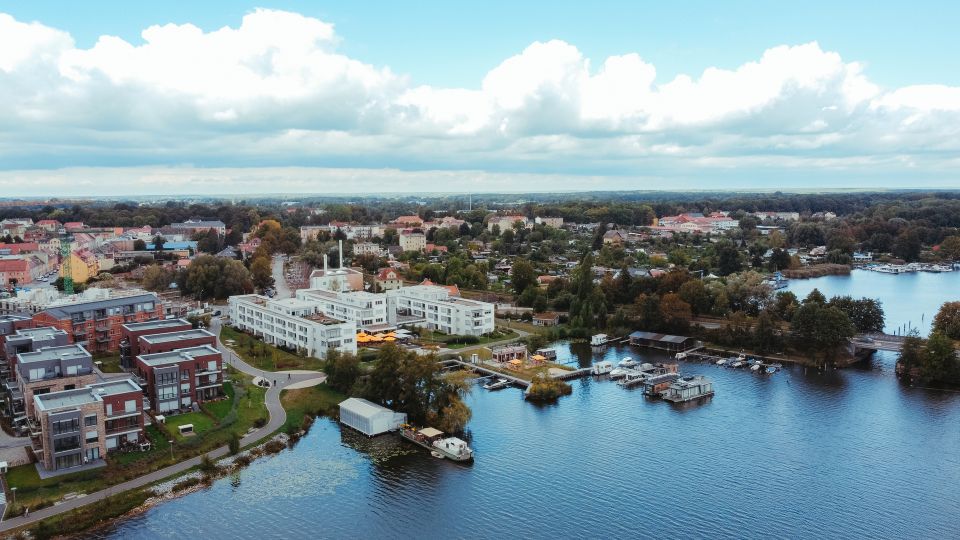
[939,235,960,260]
[897,330,924,373]
[152,235,166,254]
[142,265,175,291]
[715,241,742,276]
[803,288,827,306]
[678,279,711,316]
[932,301,960,340]
[133,239,147,251]
[771,291,799,321]
[510,258,536,296]
[892,229,922,261]
[182,255,253,299]
[768,248,792,271]
[791,302,855,364]
[828,296,885,334]
[324,351,362,394]
[659,293,691,332]
[568,252,607,329]
[753,311,780,353]
[920,332,956,382]
[250,256,274,291]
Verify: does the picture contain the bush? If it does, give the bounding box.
[253,417,267,428]
[198,454,218,475]
[233,454,252,468]
[526,378,573,402]
[263,440,285,455]
[228,432,241,455]
[172,476,204,492]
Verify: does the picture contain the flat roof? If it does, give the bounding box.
[139,328,215,344]
[35,388,98,410]
[88,378,141,396]
[13,326,67,339]
[138,345,220,367]
[122,318,191,332]
[18,344,90,364]
[629,331,691,343]
[339,397,396,417]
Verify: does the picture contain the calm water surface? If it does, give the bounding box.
[88,273,960,539]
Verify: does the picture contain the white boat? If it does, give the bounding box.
[618,357,638,368]
[675,352,687,359]
[592,361,614,375]
[400,426,474,462]
[750,364,762,371]
[482,378,510,390]
[608,368,629,379]
[590,334,609,347]
[731,361,744,368]
[715,358,728,366]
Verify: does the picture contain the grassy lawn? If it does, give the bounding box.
[4,368,269,516]
[221,325,325,371]
[201,382,234,420]
[165,412,216,441]
[484,361,574,382]
[92,352,123,373]
[280,383,345,432]
[497,319,551,335]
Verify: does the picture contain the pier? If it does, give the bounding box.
[850,333,908,352]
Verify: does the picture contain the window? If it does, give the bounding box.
[106,403,113,416]
[52,418,80,435]
[207,360,217,372]
[85,414,97,427]
[55,453,82,469]
[124,399,136,413]
[85,430,98,443]
[53,435,81,452]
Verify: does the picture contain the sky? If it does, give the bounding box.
[1,1,959,196]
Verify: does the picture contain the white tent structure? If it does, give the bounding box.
[339,397,407,437]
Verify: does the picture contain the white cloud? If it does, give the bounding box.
[0,9,959,193]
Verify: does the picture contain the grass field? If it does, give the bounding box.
[165,412,216,441]
[221,326,325,371]
[92,352,123,373]
[280,383,346,432]
[201,382,234,420]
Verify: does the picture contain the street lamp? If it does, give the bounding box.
[10,486,16,507]
[168,440,174,460]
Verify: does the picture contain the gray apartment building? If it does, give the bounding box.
[14,344,97,425]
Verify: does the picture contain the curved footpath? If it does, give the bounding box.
[0,318,325,534]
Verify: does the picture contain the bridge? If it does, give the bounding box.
[850,333,909,352]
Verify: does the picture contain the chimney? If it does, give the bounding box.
[338,240,343,269]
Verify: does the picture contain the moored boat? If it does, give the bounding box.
[618,357,638,368]
[400,426,474,462]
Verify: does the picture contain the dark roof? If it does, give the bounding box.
[629,331,691,343]
[42,293,159,319]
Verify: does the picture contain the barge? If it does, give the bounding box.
[400,426,474,462]
[661,376,714,403]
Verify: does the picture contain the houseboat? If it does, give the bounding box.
[661,376,714,403]
[618,357,638,368]
[592,360,614,375]
[535,348,558,360]
[400,426,474,462]
[590,334,609,347]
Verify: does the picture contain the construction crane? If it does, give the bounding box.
[60,237,73,295]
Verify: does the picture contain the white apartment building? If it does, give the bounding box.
[353,242,384,258]
[228,295,357,358]
[386,285,495,336]
[296,288,392,332]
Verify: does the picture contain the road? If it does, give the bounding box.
[0,317,325,534]
[272,256,294,299]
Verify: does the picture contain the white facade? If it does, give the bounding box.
[386,285,495,336]
[228,295,357,358]
[339,397,406,436]
[353,242,384,257]
[295,288,391,332]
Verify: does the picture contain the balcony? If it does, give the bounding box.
[95,325,110,332]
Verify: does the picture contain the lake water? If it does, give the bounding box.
[87,272,960,539]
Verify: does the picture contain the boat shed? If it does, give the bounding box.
[629,331,697,352]
[339,397,407,437]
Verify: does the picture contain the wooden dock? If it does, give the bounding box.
[446,358,532,391]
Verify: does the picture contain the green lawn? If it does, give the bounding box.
[93,352,123,373]
[165,412,216,441]
[280,383,345,432]
[221,326,325,371]
[110,425,170,465]
[201,382,234,420]
[417,328,519,349]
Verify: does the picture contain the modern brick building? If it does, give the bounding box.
[136,345,224,414]
[119,318,193,368]
[138,328,217,356]
[3,326,69,373]
[33,293,164,354]
[31,377,144,472]
[15,344,97,422]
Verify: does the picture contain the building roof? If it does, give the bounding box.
[41,293,158,319]
[629,331,691,343]
[139,328,216,345]
[376,268,400,281]
[138,345,220,367]
[18,343,90,364]
[338,397,397,417]
[170,219,226,229]
[122,318,191,333]
[12,326,67,340]
[87,378,142,396]
[34,388,98,410]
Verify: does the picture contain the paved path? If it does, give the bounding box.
[0,317,325,533]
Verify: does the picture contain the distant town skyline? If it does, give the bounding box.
[1,2,959,195]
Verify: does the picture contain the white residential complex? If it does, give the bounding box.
[386,285,495,336]
[227,295,357,358]
[296,289,391,332]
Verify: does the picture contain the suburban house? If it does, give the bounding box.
[0,258,31,286]
[487,215,529,232]
[228,294,357,358]
[602,230,626,245]
[535,216,564,228]
[32,293,165,353]
[532,312,560,327]
[374,268,403,292]
[392,215,424,228]
[353,242,383,257]
[168,219,226,236]
[136,345,224,413]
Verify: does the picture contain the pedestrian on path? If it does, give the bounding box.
[273,379,276,386]
[288,373,291,380]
